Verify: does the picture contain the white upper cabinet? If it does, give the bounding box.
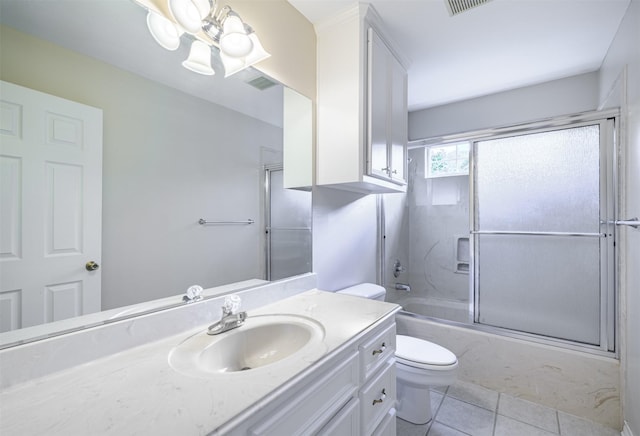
[317,4,408,194]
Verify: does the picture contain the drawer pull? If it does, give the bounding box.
[372,389,387,406]
[372,342,386,356]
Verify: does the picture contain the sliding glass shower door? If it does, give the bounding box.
[473,119,616,350]
[264,166,312,281]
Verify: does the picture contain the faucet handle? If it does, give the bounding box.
[183,285,203,303]
[223,294,241,315]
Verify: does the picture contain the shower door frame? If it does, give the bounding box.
[263,164,313,281]
[469,110,619,356]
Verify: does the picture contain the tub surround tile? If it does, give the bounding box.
[435,397,495,436]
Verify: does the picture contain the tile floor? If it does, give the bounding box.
[396,380,620,436]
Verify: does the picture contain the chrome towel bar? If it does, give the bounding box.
[198,218,254,225]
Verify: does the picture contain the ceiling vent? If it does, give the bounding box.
[445,0,493,16]
[245,75,278,91]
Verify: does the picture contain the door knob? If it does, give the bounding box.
[85,261,100,271]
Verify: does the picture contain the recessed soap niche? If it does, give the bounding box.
[454,236,470,274]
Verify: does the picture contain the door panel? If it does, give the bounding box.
[473,122,610,346]
[0,81,102,331]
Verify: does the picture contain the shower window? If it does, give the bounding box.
[472,116,616,352]
[426,141,470,178]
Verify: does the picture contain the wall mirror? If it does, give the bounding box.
[0,0,313,348]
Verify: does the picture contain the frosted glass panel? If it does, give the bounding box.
[267,169,312,280]
[476,125,600,233]
[477,235,600,344]
[269,229,312,281]
[270,170,311,228]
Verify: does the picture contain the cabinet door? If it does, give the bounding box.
[389,53,407,183]
[367,27,391,180]
[367,28,407,185]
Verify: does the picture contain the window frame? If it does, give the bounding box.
[425,141,470,178]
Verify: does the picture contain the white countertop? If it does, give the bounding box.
[0,289,399,435]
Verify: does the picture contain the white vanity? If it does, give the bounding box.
[0,282,400,435]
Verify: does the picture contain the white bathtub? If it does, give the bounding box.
[395,313,621,431]
[396,296,472,323]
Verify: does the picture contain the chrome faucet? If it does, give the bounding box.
[393,260,405,278]
[207,295,247,335]
[395,283,411,292]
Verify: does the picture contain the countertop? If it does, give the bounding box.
[0,289,400,435]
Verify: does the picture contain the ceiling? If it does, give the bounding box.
[288,0,631,111]
[1,0,631,115]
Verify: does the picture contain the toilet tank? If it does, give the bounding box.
[336,283,386,301]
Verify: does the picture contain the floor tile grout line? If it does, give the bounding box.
[492,393,502,436]
[443,388,564,436]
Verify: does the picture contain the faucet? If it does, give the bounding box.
[207,295,247,335]
[393,260,405,278]
[395,283,411,292]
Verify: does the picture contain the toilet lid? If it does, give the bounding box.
[396,335,457,366]
[336,283,386,300]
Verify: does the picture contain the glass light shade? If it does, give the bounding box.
[222,14,245,34]
[182,40,215,75]
[220,50,247,77]
[169,0,210,34]
[244,33,271,65]
[146,11,183,50]
[220,15,252,58]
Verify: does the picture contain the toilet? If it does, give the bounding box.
[336,283,458,424]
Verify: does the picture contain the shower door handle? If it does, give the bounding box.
[471,230,606,238]
[613,217,640,229]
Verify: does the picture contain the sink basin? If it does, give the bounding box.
[168,314,326,377]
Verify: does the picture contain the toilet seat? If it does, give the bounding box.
[396,335,457,370]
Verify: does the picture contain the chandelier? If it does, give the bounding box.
[136,0,270,77]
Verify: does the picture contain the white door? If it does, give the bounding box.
[0,81,103,332]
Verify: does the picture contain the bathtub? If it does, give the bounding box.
[396,296,472,323]
[394,312,621,431]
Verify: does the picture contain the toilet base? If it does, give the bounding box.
[396,382,433,424]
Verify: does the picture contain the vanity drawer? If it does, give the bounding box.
[317,397,360,436]
[372,407,396,436]
[359,322,396,382]
[249,351,359,436]
[359,357,396,435]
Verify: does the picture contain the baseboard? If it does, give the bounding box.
[622,421,635,436]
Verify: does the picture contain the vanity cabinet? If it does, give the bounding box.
[232,316,397,436]
[317,4,408,194]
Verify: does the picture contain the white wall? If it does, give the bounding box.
[597,1,640,434]
[0,27,283,310]
[409,72,599,140]
[312,187,378,291]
